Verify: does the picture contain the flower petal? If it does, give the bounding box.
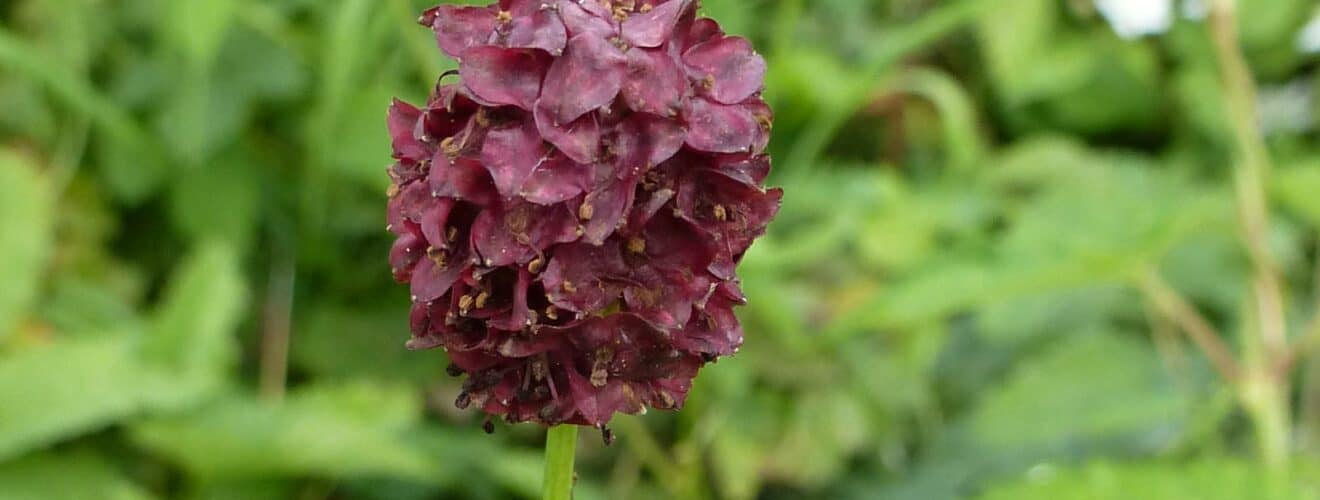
[389,180,434,229]
[621,0,693,48]
[521,152,592,204]
[431,5,499,58]
[538,34,626,125]
[683,17,722,48]
[388,99,429,163]
[390,231,425,283]
[481,119,550,198]
[420,197,458,249]
[542,240,629,313]
[506,7,568,54]
[460,47,549,110]
[683,97,759,153]
[405,301,448,350]
[678,170,782,251]
[624,264,709,329]
[490,268,535,331]
[580,175,638,245]
[411,250,469,303]
[676,169,782,278]
[472,201,579,267]
[683,35,766,104]
[556,0,616,38]
[743,98,773,154]
[675,282,744,356]
[535,102,602,163]
[612,112,685,177]
[431,154,500,206]
[714,153,771,186]
[640,212,715,273]
[621,48,687,117]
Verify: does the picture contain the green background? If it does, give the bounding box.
[4,0,1320,498]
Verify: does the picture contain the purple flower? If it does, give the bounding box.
[389,0,780,428]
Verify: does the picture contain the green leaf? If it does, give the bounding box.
[0,244,246,460]
[167,159,260,247]
[290,303,437,385]
[165,0,237,70]
[1275,160,1320,229]
[978,459,1320,500]
[184,480,294,500]
[976,0,1059,104]
[977,286,1131,344]
[153,71,221,164]
[328,84,397,188]
[143,242,246,380]
[0,151,54,340]
[969,333,1192,450]
[0,451,154,500]
[827,139,1228,337]
[0,30,165,202]
[768,391,873,488]
[131,382,435,481]
[0,337,148,461]
[890,67,987,173]
[38,278,144,338]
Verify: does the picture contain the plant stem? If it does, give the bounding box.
[1138,270,1241,382]
[1208,0,1287,360]
[1208,0,1293,471]
[1241,369,1292,490]
[542,425,579,500]
[259,241,296,403]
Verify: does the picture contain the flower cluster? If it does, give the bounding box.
[387,0,780,428]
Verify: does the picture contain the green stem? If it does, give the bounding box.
[542,425,579,500]
[1207,0,1292,470]
[1240,370,1291,494]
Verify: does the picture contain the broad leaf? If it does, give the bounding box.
[0,337,148,461]
[979,459,1320,500]
[0,151,54,340]
[970,333,1192,450]
[141,241,246,407]
[0,452,154,500]
[131,382,434,481]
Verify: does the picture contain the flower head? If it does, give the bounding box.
[388,0,780,427]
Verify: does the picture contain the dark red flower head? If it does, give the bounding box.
[387,0,780,428]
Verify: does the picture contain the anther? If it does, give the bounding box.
[627,237,647,254]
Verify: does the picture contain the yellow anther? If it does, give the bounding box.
[627,237,647,254]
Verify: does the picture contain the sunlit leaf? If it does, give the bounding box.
[165,0,237,70]
[0,151,54,339]
[140,242,247,407]
[0,337,147,461]
[0,451,154,500]
[978,458,1320,500]
[131,382,433,481]
[1275,160,1320,229]
[970,333,1191,450]
[167,159,260,247]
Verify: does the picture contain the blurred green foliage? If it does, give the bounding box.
[5,0,1320,498]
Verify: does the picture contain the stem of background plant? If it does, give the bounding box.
[259,236,296,403]
[1208,0,1292,471]
[543,425,579,500]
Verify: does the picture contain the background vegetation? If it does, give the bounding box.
[6,0,1320,498]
